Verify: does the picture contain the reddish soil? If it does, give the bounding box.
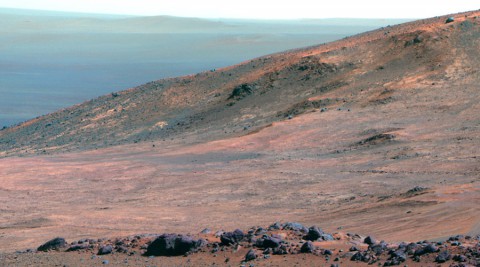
[0,10,480,266]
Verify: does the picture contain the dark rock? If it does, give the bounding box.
[98,245,113,255]
[263,248,273,255]
[228,84,254,99]
[364,236,377,245]
[66,244,89,252]
[406,186,428,194]
[245,249,257,261]
[349,246,358,251]
[370,241,388,255]
[304,226,323,241]
[446,17,455,23]
[413,36,423,44]
[268,222,281,230]
[324,249,333,255]
[350,251,369,262]
[260,236,281,248]
[283,222,308,233]
[37,237,67,252]
[200,228,211,234]
[220,229,245,245]
[414,243,438,256]
[435,250,451,263]
[390,250,407,261]
[300,241,315,253]
[449,235,464,241]
[102,260,109,265]
[272,245,288,255]
[321,233,335,241]
[406,242,419,255]
[453,254,467,262]
[145,234,206,256]
[116,246,129,253]
[254,228,267,236]
[385,250,406,265]
[450,241,461,246]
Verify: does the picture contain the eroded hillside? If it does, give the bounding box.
[1,12,479,157]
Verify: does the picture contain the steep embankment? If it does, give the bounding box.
[1,11,479,157]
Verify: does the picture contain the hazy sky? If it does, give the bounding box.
[0,0,478,19]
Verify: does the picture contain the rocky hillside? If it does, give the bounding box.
[1,11,479,157]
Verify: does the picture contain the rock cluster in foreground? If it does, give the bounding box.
[23,222,480,266]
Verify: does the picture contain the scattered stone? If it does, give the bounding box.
[37,237,67,252]
[98,245,113,255]
[102,260,109,265]
[245,249,257,261]
[446,17,455,23]
[300,241,315,253]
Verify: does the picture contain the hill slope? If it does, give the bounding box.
[1,11,479,156]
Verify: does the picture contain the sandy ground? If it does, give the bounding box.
[1,98,479,252]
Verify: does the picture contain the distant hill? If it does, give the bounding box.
[0,8,411,127]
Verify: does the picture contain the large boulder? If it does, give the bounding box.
[97,245,113,255]
[37,237,67,252]
[255,235,281,249]
[304,226,323,241]
[300,241,315,253]
[145,234,206,256]
[220,229,245,246]
[364,236,377,245]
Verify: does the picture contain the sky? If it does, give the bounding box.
[0,0,478,19]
